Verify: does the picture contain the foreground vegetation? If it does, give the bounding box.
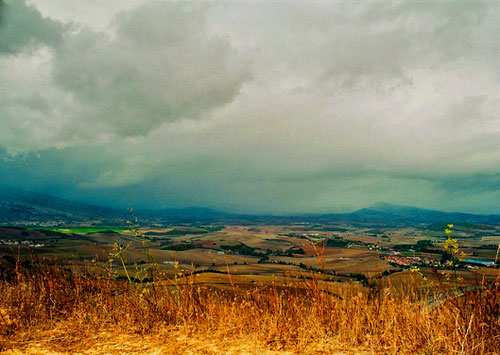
[0,255,498,354]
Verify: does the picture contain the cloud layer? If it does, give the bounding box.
[1,0,499,214]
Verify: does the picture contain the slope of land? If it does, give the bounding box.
[1,184,499,226]
[1,261,498,354]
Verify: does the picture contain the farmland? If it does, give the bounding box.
[2,221,498,284]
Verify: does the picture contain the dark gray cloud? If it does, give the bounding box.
[50,2,251,136]
[0,0,499,214]
[0,0,63,54]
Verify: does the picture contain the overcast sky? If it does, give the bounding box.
[0,0,499,214]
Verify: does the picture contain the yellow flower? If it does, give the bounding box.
[447,224,454,228]
[445,228,451,235]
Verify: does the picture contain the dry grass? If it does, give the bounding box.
[0,258,499,354]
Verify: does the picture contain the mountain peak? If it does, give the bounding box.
[369,201,398,209]
[367,202,431,213]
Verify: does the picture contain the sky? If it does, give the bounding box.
[0,0,499,214]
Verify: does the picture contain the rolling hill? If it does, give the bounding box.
[1,184,499,226]
[348,202,500,225]
[0,184,124,224]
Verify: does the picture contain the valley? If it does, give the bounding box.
[2,220,498,288]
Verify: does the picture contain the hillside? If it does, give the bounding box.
[348,202,500,225]
[1,185,499,227]
[0,184,124,225]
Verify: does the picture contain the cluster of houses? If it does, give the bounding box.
[383,255,421,267]
[0,239,46,247]
[6,221,64,227]
[162,260,179,265]
[383,254,497,269]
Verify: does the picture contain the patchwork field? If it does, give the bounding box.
[1,222,498,285]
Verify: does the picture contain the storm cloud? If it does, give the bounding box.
[0,0,499,214]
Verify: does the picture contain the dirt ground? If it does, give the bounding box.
[1,329,371,355]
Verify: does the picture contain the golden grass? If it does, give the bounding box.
[1,259,499,354]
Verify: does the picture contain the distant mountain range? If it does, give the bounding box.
[346,202,500,225]
[0,184,123,224]
[1,184,499,226]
